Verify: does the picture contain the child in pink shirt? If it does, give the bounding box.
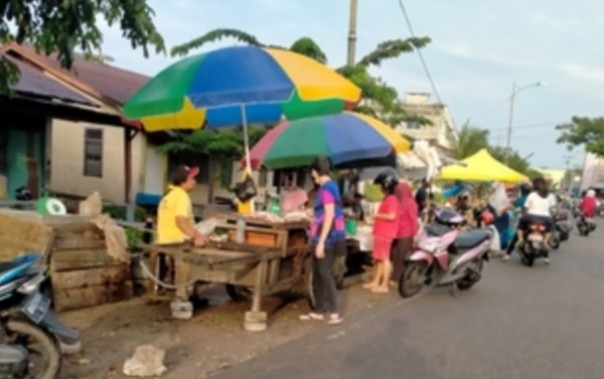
[364,172,399,293]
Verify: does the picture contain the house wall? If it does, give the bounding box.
[396,93,457,151]
[48,119,145,204]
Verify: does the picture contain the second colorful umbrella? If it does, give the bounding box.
[248,112,410,169]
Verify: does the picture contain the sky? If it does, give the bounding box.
[98,0,604,169]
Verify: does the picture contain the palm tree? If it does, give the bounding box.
[453,122,490,160]
[170,29,431,125]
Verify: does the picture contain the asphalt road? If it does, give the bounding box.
[211,223,604,379]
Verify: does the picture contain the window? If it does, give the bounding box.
[406,121,422,130]
[84,129,103,177]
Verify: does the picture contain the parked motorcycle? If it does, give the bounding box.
[0,254,79,379]
[399,209,492,298]
[577,213,597,236]
[518,219,549,267]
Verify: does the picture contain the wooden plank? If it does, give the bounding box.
[51,265,131,290]
[53,282,133,312]
[50,249,116,271]
[52,236,106,251]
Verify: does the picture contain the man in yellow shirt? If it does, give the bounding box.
[157,165,206,305]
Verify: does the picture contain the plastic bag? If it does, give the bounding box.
[195,218,219,236]
[233,175,257,202]
[488,183,510,215]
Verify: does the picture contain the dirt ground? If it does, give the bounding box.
[57,276,386,379]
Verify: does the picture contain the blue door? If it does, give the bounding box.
[6,127,45,200]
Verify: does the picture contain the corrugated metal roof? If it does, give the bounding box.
[16,45,149,105]
[4,53,93,105]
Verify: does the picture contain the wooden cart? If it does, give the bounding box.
[139,216,350,331]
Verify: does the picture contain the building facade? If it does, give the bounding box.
[395,92,458,152]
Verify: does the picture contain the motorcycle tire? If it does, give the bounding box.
[6,319,61,379]
[457,259,484,291]
[549,237,560,250]
[399,262,428,298]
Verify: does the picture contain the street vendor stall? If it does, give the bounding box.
[139,213,327,331]
[439,149,528,183]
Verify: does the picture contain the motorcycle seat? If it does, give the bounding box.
[454,230,490,249]
[425,223,453,237]
[0,261,22,275]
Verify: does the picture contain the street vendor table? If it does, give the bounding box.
[139,216,328,331]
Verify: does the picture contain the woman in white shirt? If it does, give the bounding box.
[517,178,556,262]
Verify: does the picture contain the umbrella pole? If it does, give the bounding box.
[240,104,255,213]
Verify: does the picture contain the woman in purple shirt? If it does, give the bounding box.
[300,156,345,325]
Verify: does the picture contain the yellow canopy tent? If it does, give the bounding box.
[439,149,528,183]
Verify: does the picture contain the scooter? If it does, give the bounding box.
[577,213,597,236]
[399,209,492,298]
[553,209,572,242]
[0,254,79,379]
[518,220,549,267]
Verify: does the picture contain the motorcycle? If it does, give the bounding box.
[553,209,572,242]
[518,219,549,267]
[577,213,597,236]
[0,254,79,379]
[399,209,492,298]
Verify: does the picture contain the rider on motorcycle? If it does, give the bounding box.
[502,183,532,262]
[582,190,597,218]
[516,178,556,264]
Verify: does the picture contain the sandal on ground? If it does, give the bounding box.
[299,312,324,321]
[501,255,510,262]
[327,315,343,326]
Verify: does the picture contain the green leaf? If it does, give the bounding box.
[0,0,165,94]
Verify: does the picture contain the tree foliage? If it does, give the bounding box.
[169,29,431,126]
[289,37,327,64]
[356,37,430,67]
[450,123,537,177]
[0,0,165,94]
[156,128,267,158]
[557,116,604,157]
[452,123,490,160]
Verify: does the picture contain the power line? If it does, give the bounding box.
[397,0,443,105]
[488,121,568,131]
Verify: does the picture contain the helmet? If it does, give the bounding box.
[374,170,398,193]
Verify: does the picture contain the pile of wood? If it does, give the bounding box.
[0,210,133,312]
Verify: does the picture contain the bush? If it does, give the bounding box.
[102,204,148,221]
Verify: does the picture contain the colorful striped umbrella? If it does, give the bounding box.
[123,46,361,132]
[248,112,411,169]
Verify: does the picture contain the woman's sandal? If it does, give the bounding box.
[327,314,344,326]
[299,312,324,321]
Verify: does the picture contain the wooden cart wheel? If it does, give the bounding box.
[226,284,253,301]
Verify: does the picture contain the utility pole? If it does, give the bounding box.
[506,81,545,149]
[506,83,517,150]
[347,0,358,66]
